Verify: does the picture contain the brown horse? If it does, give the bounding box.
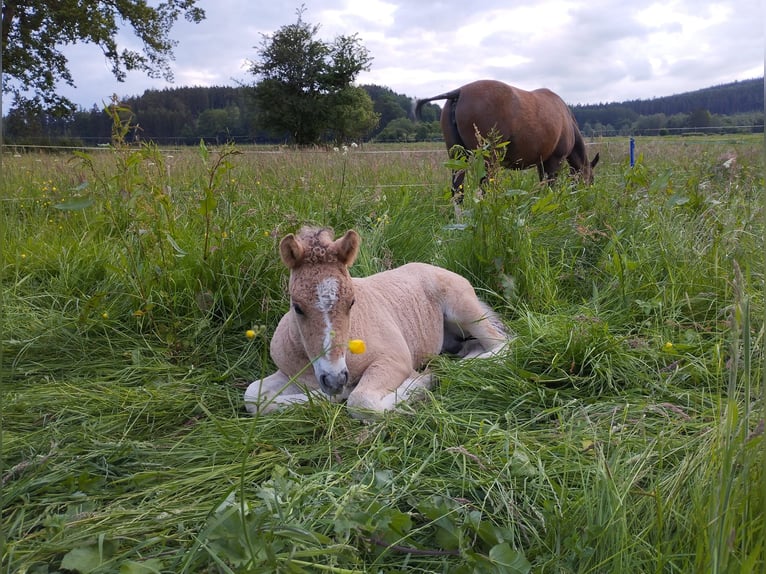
[416,79,599,196]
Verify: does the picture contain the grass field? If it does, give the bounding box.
[1,130,764,573]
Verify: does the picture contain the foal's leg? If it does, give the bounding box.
[244,371,322,414]
[445,290,510,358]
[346,360,432,419]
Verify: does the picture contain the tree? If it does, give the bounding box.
[688,108,712,129]
[324,86,378,145]
[375,117,417,142]
[1,0,205,115]
[248,6,373,145]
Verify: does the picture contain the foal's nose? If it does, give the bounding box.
[319,370,349,396]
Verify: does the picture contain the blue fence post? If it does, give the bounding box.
[629,137,635,167]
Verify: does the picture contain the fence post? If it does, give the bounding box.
[629,137,635,167]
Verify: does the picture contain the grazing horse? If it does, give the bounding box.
[244,227,510,419]
[415,79,599,196]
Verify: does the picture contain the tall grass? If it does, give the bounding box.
[1,130,763,573]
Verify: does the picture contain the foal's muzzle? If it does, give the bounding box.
[319,370,349,396]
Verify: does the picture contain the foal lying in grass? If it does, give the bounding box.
[244,227,510,419]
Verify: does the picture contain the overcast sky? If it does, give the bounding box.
[55,0,764,110]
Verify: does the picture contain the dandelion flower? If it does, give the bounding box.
[348,339,366,354]
[246,329,256,339]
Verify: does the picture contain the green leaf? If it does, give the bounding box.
[434,523,461,550]
[164,232,187,257]
[667,193,690,206]
[444,158,469,171]
[54,197,94,211]
[387,509,413,536]
[530,192,559,215]
[198,139,210,161]
[510,450,538,477]
[488,542,531,573]
[197,191,217,214]
[60,540,118,573]
[119,558,164,574]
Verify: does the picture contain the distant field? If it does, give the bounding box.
[1,133,764,573]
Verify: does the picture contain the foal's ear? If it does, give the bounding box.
[591,152,600,169]
[279,233,305,268]
[335,229,361,267]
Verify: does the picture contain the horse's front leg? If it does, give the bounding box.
[346,361,433,419]
[540,156,564,184]
[244,370,321,414]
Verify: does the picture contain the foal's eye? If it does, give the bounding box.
[293,304,304,316]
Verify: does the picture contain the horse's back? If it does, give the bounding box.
[356,262,490,333]
[447,79,574,168]
[358,262,472,299]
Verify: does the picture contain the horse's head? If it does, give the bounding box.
[280,227,360,397]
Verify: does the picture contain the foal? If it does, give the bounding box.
[244,227,509,419]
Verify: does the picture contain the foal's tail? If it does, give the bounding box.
[414,88,461,121]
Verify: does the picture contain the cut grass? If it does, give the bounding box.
[1,135,764,572]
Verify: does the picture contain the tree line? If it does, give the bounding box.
[1,84,443,146]
[4,77,763,146]
[572,78,764,136]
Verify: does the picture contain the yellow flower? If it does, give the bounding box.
[246,329,256,339]
[348,339,366,354]
[101,312,109,320]
[663,341,674,350]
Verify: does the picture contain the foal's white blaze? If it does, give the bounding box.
[316,277,339,353]
[313,277,346,377]
[316,277,339,314]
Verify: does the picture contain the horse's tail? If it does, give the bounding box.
[414,88,461,121]
[415,88,466,150]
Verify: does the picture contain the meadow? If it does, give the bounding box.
[1,126,764,573]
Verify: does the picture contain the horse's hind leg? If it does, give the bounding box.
[451,169,466,201]
[451,170,467,220]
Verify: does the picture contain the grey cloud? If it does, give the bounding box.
[52,0,762,109]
